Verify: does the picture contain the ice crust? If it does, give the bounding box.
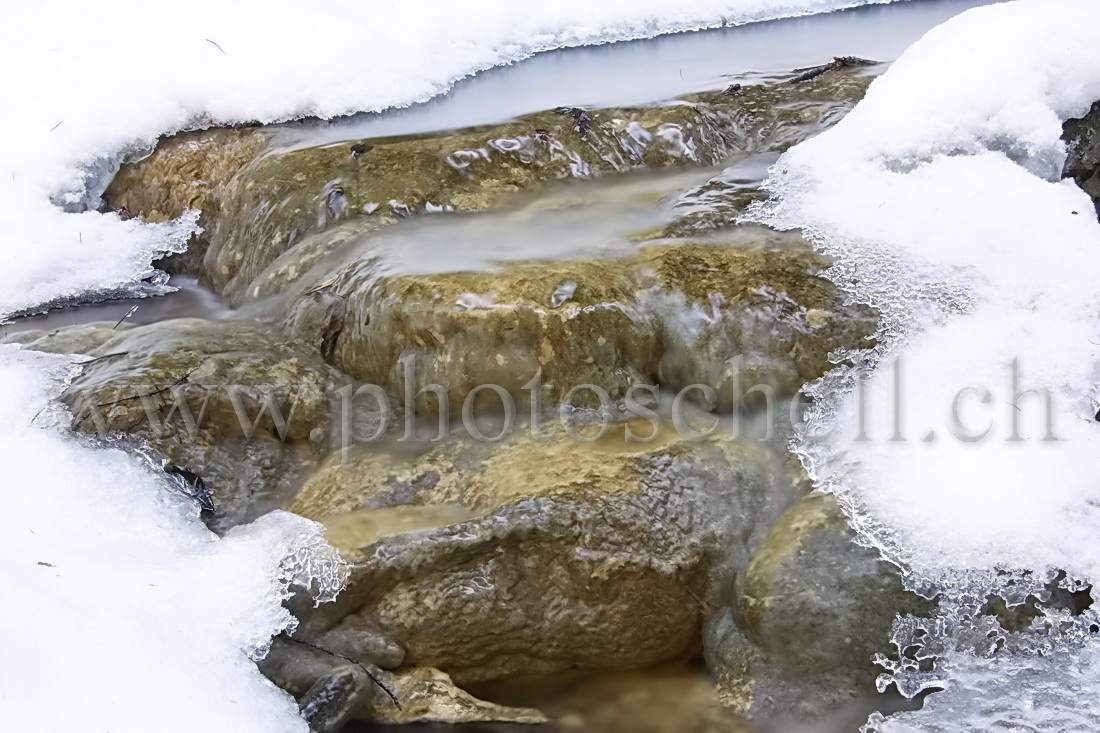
[753,0,1100,596]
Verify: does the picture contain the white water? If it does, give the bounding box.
[749,0,1100,728]
[0,1,933,730]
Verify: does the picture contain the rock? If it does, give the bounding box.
[661,153,778,237]
[298,665,373,733]
[260,635,547,726]
[12,318,347,529]
[291,424,802,686]
[103,68,874,300]
[237,218,383,306]
[296,417,686,519]
[468,661,751,733]
[704,492,936,723]
[80,63,902,724]
[1063,99,1100,218]
[2,321,123,355]
[103,127,268,278]
[364,666,549,725]
[290,251,654,416]
[788,56,879,84]
[647,234,877,408]
[281,228,875,417]
[261,635,389,697]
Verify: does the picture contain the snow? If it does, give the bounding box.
[0,347,347,732]
[747,0,1100,726]
[0,1,912,730]
[752,0,1100,584]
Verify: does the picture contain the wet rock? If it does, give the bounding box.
[103,68,873,300]
[1063,99,1100,218]
[295,252,655,416]
[261,635,547,726]
[284,228,874,415]
[468,661,751,733]
[647,234,876,407]
[788,56,879,84]
[103,127,268,278]
[261,634,395,696]
[298,665,373,733]
[661,153,777,237]
[164,464,216,511]
[12,318,346,529]
[293,426,801,685]
[2,321,124,355]
[704,492,936,723]
[295,417,689,519]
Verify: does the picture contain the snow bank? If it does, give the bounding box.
[749,0,1100,726]
[0,347,347,732]
[0,0,900,321]
[752,0,1100,587]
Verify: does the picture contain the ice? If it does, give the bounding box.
[865,601,1100,732]
[746,0,1100,726]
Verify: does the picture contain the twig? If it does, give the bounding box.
[96,362,205,407]
[205,38,226,54]
[113,305,139,329]
[50,120,63,131]
[304,273,341,296]
[278,634,401,709]
[788,56,878,83]
[79,351,129,367]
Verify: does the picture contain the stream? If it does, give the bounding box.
[4,1,1028,732]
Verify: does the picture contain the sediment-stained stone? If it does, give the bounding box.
[704,492,936,722]
[103,68,874,299]
[293,425,802,685]
[282,227,875,415]
[8,318,346,529]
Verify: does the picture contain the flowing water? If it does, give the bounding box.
[2,0,995,335]
[0,276,230,337]
[307,165,722,277]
